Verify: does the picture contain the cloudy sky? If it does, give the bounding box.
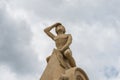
[0,0,120,80]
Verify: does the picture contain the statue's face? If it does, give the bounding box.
[56,25,65,34]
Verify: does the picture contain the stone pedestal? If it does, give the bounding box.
[40,49,89,80]
[40,49,65,80]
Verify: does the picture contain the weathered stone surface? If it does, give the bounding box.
[64,67,89,80]
[40,49,65,80]
[40,49,89,80]
[40,23,89,80]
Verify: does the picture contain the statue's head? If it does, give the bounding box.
[55,24,66,34]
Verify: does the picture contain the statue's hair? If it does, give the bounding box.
[55,24,66,34]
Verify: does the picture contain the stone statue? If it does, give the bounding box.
[40,23,89,80]
[44,23,76,68]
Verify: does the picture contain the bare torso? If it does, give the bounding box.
[54,34,69,49]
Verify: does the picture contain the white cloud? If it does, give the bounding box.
[0,65,17,80]
[0,0,41,79]
[0,65,40,80]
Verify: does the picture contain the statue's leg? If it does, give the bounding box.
[64,49,76,67]
[55,49,69,69]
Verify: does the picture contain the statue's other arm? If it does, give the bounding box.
[44,23,61,40]
[61,34,72,52]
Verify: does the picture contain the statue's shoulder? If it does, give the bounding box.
[66,34,71,35]
[66,34,72,37]
[63,34,71,38]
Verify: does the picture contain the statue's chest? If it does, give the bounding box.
[54,35,68,45]
[54,35,68,41]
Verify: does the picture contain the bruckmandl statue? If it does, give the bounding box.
[40,23,89,80]
[44,23,76,68]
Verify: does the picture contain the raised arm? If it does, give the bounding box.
[44,23,61,40]
[61,34,72,51]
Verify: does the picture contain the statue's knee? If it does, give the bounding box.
[64,49,72,56]
[64,51,70,57]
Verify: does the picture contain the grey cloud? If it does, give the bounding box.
[10,0,120,24]
[67,23,120,80]
[104,66,119,79]
[0,4,41,75]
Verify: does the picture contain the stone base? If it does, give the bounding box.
[40,49,89,80]
[60,67,89,80]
